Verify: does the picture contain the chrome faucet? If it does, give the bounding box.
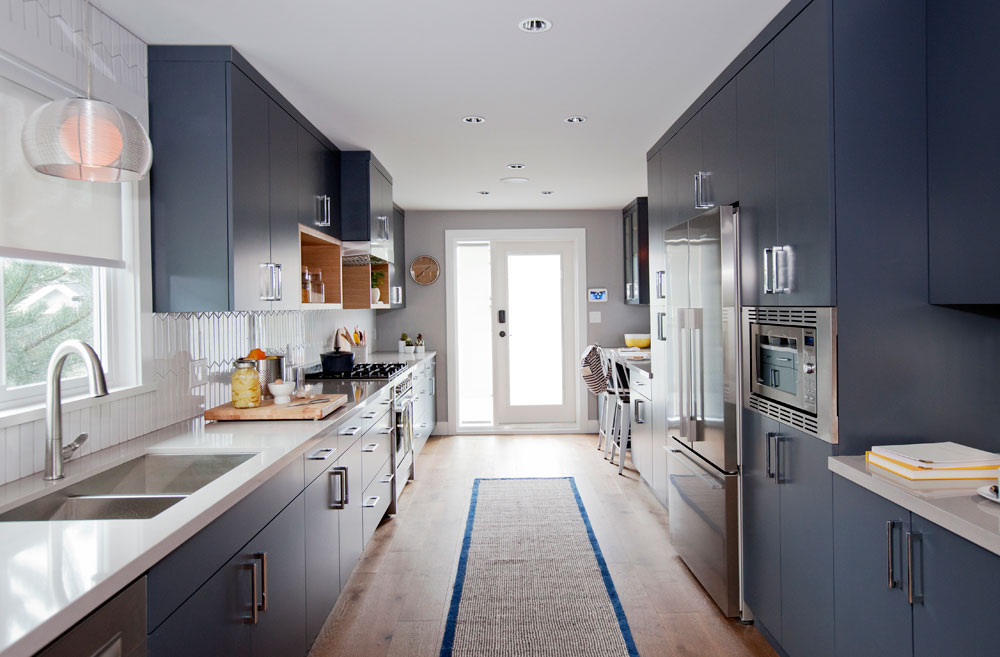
[45,340,108,480]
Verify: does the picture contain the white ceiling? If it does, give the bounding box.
[100,0,790,210]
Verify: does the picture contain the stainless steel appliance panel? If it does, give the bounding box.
[667,440,740,617]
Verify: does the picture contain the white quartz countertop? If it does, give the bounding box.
[829,455,1000,557]
[611,349,652,377]
[0,351,435,657]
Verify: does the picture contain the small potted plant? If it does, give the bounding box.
[371,270,385,305]
[415,334,425,354]
[398,332,408,353]
[404,338,416,354]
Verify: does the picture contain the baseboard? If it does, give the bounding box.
[431,420,599,436]
[582,419,599,433]
[432,421,449,436]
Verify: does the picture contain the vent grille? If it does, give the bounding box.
[746,307,819,327]
[748,394,820,437]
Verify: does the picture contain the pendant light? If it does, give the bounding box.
[21,0,152,182]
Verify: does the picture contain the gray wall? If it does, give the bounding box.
[376,209,649,425]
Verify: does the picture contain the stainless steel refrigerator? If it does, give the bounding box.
[658,204,742,618]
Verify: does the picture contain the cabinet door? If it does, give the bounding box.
[297,125,330,235]
[669,115,703,227]
[648,312,669,505]
[773,0,835,306]
[338,437,364,590]
[776,423,835,657]
[736,43,777,308]
[148,551,252,657]
[832,476,912,657]
[630,392,652,482]
[927,0,1000,303]
[740,410,782,638]
[268,100,300,310]
[388,205,406,308]
[700,80,738,209]
[229,65,272,311]
[647,150,666,304]
[911,514,1000,657]
[369,165,392,253]
[623,200,648,305]
[304,466,342,644]
[248,494,306,657]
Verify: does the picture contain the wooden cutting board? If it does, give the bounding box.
[205,394,348,421]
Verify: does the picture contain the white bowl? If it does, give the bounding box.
[268,381,296,405]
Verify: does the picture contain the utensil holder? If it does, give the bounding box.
[352,344,370,362]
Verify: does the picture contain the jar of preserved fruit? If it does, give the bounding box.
[231,359,261,408]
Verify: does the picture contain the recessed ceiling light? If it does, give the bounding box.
[541,191,554,195]
[500,177,530,183]
[463,116,485,124]
[477,191,490,195]
[507,163,525,170]
[564,115,587,124]
[519,18,552,33]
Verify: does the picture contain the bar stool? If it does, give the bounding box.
[605,353,632,475]
[596,348,617,453]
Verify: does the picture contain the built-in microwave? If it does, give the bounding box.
[742,307,837,444]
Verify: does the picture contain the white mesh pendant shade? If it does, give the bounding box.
[21,97,152,183]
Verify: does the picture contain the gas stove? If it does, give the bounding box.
[303,362,407,380]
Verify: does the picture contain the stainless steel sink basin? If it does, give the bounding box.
[0,453,255,522]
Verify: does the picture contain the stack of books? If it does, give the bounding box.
[866,442,1000,481]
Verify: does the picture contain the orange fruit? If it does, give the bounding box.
[247,348,266,360]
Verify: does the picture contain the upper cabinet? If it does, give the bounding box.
[148,46,341,312]
[387,205,406,309]
[927,0,1000,304]
[622,197,649,305]
[341,152,394,262]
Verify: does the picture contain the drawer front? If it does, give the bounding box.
[629,367,651,397]
[304,430,340,483]
[362,459,394,545]
[360,422,392,490]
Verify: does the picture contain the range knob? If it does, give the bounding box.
[803,362,816,374]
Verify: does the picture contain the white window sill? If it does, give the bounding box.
[0,384,157,430]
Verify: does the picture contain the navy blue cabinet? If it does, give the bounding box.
[297,125,340,238]
[338,436,364,590]
[833,476,913,657]
[148,46,341,312]
[741,410,835,656]
[833,475,1000,657]
[341,152,394,261]
[386,205,406,309]
[927,0,1000,304]
[304,462,341,644]
[700,80,739,210]
[623,198,649,305]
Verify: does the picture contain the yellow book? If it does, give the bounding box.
[865,452,998,481]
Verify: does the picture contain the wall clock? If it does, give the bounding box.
[410,255,440,285]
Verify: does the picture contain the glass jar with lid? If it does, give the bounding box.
[231,359,261,408]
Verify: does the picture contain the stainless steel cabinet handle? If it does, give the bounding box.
[272,263,282,301]
[773,435,781,485]
[765,432,775,478]
[362,495,380,508]
[626,282,634,300]
[246,561,259,624]
[362,411,378,419]
[315,195,331,227]
[775,245,792,294]
[907,531,922,604]
[329,466,347,509]
[656,312,666,341]
[259,263,280,301]
[307,447,336,460]
[634,399,645,424]
[340,426,360,436]
[887,521,898,589]
[255,552,268,611]
[380,473,395,484]
[763,247,775,294]
[655,271,666,299]
[325,195,332,226]
[343,466,350,505]
[376,215,389,240]
[362,442,379,452]
[693,173,701,209]
[695,171,714,209]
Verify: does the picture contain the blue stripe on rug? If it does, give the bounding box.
[439,476,639,657]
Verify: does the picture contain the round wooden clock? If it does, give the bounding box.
[410,255,440,285]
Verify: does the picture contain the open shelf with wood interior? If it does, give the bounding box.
[342,252,390,310]
[299,225,343,308]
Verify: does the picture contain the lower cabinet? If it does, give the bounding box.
[338,436,364,591]
[148,495,306,657]
[304,464,342,644]
[413,357,437,456]
[629,372,653,483]
[741,409,835,657]
[834,476,1000,657]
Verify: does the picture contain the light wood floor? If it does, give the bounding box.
[309,434,777,657]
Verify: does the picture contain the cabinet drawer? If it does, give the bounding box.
[360,425,392,490]
[362,459,393,545]
[303,429,340,483]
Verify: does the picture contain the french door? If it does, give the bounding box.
[490,240,576,425]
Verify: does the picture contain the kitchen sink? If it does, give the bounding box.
[0,453,255,522]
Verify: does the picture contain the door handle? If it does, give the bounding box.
[907,531,923,604]
[772,434,782,485]
[775,245,792,294]
[887,521,898,589]
[695,171,714,209]
[656,312,666,341]
[655,271,666,299]
[634,399,645,424]
[498,309,506,324]
[763,247,775,294]
[245,561,259,624]
[765,432,775,478]
[259,263,281,301]
[255,552,268,612]
[626,282,634,300]
[329,466,346,509]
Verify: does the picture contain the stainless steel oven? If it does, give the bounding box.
[389,373,414,514]
[742,306,837,443]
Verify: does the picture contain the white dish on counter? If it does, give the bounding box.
[977,485,1000,504]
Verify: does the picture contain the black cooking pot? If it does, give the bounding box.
[320,349,354,374]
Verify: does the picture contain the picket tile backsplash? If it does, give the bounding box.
[0,308,374,485]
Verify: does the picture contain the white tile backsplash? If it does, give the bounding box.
[0,308,375,485]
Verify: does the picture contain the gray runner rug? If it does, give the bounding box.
[441,477,639,657]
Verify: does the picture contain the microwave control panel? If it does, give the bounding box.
[802,329,817,405]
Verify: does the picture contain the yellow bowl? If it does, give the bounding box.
[624,334,651,349]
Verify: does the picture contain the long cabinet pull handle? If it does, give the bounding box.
[764,432,774,478]
[763,247,774,294]
[655,271,666,299]
[329,467,347,509]
[342,465,350,505]
[246,562,259,624]
[887,521,898,589]
[773,435,781,485]
[693,173,701,209]
[906,531,923,604]
[255,552,268,612]
[656,312,666,341]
